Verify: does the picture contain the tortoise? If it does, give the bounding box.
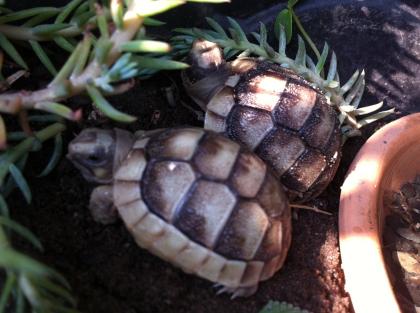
[183,39,342,202]
[67,127,292,298]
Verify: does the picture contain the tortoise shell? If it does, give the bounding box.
[183,42,342,201]
[68,127,291,297]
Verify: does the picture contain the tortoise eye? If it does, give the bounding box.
[81,148,107,167]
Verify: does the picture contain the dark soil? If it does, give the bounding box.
[4,1,420,313]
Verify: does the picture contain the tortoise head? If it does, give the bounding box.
[183,39,231,111]
[67,128,134,184]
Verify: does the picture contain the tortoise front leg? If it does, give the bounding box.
[89,185,117,224]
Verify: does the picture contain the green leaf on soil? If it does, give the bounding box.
[8,164,31,204]
[274,9,292,43]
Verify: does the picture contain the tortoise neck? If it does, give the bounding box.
[113,128,135,178]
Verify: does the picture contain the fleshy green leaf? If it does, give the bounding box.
[86,84,137,123]
[316,42,329,75]
[326,51,337,82]
[259,22,268,49]
[0,7,59,24]
[143,17,166,26]
[0,250,50,276]
[133,56,189,70]
[295,35,306,66]
[278,24,287,55]
[288,0,300,8]
[227,17,248,42]
[341,69,360,94]
[28,276,76,307]
[111,0,124,29]
[274,9,292,43]
[0,274,15,313]
[354,101,384,116]
[357,108,395,128]
[0,217,43,251]
[31,23,71,36]
[259,301,310,313]
[56,0,84,23]
[206,17,228,38]
[38,133,63,177]
[120,40,171,53]
[29,40,57,76]
[0,195,9,217]
[8,164,31,204]
[0,33,28,69]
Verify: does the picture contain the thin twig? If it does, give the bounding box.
[290,203,333,215]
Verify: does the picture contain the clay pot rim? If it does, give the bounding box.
[339,113,420,313]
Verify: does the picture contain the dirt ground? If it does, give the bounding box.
[4,1,420,313]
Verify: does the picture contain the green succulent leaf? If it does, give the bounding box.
[8,164,31,204]
[29,40,57,76]
[0,249,50,276]
[31,23,72,36]
[0,274,15,313]
[86,84,137,123]
[133,56,189,70]
[0,7,59,24]
[0,216,43,251]
[55,0,84,23]
[259,301,310,313]
[274,9,292,43]
[38,133,63,177]
[143,16,165,26]
[326,51,337,82]
[295,35,306,66]
[0,33,28,70]
[0,194,9,217]
[121,40,171,53]
[227,17,248,43]
[316,42,329,75]
[206,17,228,38]
[26,275,76,307]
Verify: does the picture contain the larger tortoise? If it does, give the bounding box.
[67,127,291,297]
[183,40,342,202]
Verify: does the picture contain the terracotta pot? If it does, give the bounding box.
[339,113,420,313]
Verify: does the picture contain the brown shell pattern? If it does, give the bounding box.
[113,128,291,294]
[204,59,342,201]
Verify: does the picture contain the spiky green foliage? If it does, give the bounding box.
[259,301,310,313]
[0,0,229,312]
[0,123,77,313]
[173,16,394,138]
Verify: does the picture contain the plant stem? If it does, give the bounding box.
[0,1,143,114]
[290,9,320,60]
[0,123,65,186]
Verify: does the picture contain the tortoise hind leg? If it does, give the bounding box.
[89,185,118,224]
[214,284,258,299]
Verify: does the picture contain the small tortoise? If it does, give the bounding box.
[67,127,291,297]
[183,40,342,201]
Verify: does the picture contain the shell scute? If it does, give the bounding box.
[174,180,236,248]
[143,160,195,222]
[227,105,274,150]
[256,128,306,177]
[193,134,240,180]
[215,201,269,261]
